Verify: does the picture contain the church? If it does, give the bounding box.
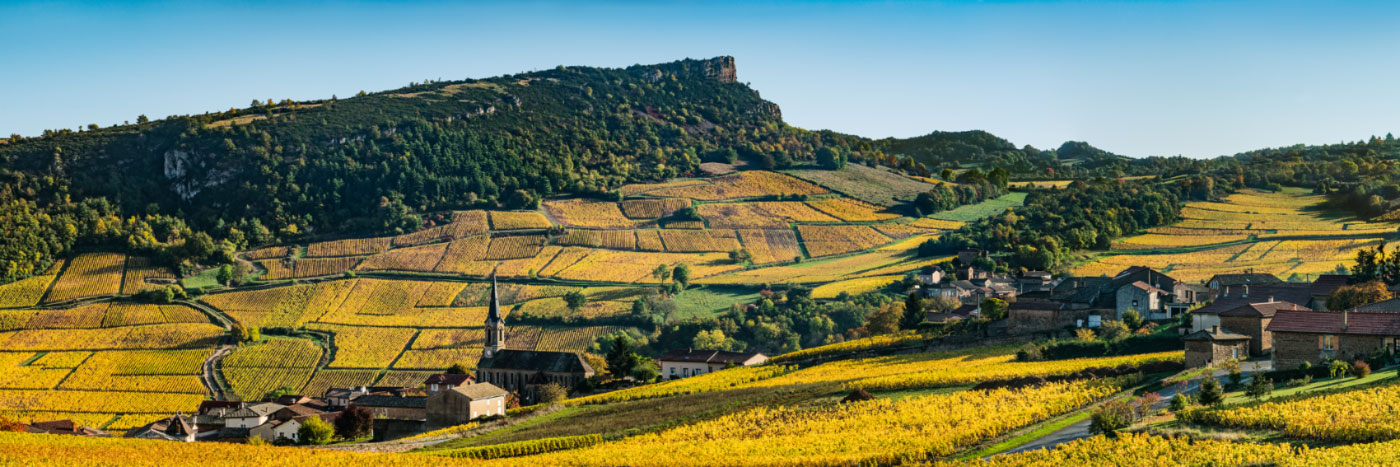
[475,276,595,403]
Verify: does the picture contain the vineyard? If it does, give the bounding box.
[1073,189,1396,282]
[1180,381,1400,442]
[797,224,893,257]
[489,211,553,230]
[644,170,828,201]
[45,253,125,302]
[697,202,837,228]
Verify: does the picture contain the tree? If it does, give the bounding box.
[334,406,373,440]
[605,335,639,379]
[728,249,753,264]
[445,363,469,375]
[1327,281,1393,310]
[817,146,846,170]
[536,382,568,404]
[297,416,335,445]
[136,114,149,124]
[217,264,235,286]
[1245,376,1274,401]
[1121,309,1144,331]
[1198,377,1224,406]
[564,290,587,310]
[693,329,727,350]
[901,293,925,330]
[865,303,904,334]
[651,264,671,285]
[672,263,691,287]
[980,298,1008,320]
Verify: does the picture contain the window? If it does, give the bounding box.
[1323,335,1337,351]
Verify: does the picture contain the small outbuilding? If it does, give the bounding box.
[1183,326,1251,368]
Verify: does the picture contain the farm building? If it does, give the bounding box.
[426,382,510,428]
[1183,326,1251,368]
[658,349,769,380]
[1189,284,1310,333]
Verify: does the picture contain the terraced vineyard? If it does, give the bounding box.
[1072,189,1399,281]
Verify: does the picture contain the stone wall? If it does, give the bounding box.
[1220,316,1271,356]
[1273,331,1386,370]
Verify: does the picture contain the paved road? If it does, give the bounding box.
[994,360,1272,457]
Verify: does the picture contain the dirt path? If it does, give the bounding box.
[202,345,236,401]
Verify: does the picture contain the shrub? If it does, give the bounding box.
[536,382,568,404]
[1169,393,1194,412]
[1097,320,1132,341]
[1075,328,1097,342]
[1198,378,1224,406]
[298,416,335,445]
[1353,360,1372,378]
[841,388,875,403]
[1089,400,1135,437]
[1329,360,1351,378]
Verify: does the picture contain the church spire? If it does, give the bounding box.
[484,273,506,357]
[488,273,502,321]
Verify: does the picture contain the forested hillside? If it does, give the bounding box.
[0,57,871,281]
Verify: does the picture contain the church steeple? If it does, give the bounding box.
[483,274,506,358]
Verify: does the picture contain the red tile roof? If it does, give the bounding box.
[1267,310,1400,336]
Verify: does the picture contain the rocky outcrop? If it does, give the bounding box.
[704,56,737,83]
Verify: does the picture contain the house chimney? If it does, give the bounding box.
[1268,296,1274,303]
[1343,309,1350,330]
[1292,303,1297,310]
[1212,325,1220,334]
[1243,285,1249,298]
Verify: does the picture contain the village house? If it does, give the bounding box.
[223,402,284,430]
[657,349,769,380]
[915,268,945,286]
[1269,309,1400,370]
[250,413,339,443]
[926,303,979,323]
[1207,273,1284,300]
[1116,281,1169,320]
[426,382,510,429]
[1016,271,1054,293]
[1218,299,1309,356]
[424,374,475,394]
[27,419,109,437]
[353,394,428,421]
[125,414,198,442]
[1183,326,1252,367]
[475,276,595,403]
[1190,284,1311,332]
[957,248,986,265]
[323,387,365,409]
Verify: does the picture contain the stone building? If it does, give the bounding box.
[351,395,427,421]
[1218,299,1309,356]
[1116,281,1167,320]
[426,382,509,429]
[1183,326,1251,368]
[1269,309,1400,371]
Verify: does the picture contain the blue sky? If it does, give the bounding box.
[3,0,1398,158]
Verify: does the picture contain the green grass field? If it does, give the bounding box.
[930,192,1027,222]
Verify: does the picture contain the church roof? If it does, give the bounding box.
[477,349,594,374]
